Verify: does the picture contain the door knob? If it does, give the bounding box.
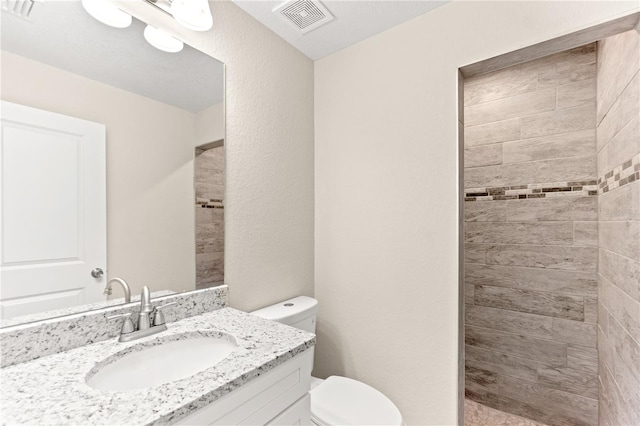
[91,268,104,278]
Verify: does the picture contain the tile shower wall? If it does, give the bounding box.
[195,146,224,288]
[463,45,599,426]
[596,27,640,426]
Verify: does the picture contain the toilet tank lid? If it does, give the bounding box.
[251,296,318,325]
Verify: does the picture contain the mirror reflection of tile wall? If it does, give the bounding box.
[195,145,225,288]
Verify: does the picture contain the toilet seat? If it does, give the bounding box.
[309,376,403,426]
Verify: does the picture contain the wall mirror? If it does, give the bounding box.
[0,0,225,327]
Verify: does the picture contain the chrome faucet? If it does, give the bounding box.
[104,278,132,303]
[137,286,153,330]
[108,286,176,342]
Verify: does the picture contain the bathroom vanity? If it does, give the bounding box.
[0,305,315,425]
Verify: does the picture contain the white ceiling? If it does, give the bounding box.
[1,1,224,112]
[232,0,449,60]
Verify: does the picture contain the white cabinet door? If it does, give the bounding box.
[0,101,106,319]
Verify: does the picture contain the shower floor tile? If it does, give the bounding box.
[465,399,550,426]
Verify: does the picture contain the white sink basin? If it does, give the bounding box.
[86,332,238,392]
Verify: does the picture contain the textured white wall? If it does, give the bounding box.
[116,1,315,310]
[315,2,639,424]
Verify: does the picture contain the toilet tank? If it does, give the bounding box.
[251,296,318,334]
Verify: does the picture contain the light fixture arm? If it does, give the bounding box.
[142,0,213,32]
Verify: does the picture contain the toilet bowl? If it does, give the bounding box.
[251,296,404,426]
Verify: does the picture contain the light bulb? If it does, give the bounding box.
[170,0,213,32]
[81,0,132,28]
[143,25,184,53]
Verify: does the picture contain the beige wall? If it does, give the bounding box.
[596,27,640,426]
[1,50,197,298]
[315,2,639,424]
[195,101,224,146]
[116,1,315,310]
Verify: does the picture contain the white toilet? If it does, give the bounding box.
[251,296,404,426]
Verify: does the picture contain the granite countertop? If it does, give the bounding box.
[0,308,315,426]
[0,290,177,328]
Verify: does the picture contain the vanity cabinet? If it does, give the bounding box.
[174,350,313,425]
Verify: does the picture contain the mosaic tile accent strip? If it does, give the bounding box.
[598,152,640,194]
[465,181,598,201]
[196,197,224,209]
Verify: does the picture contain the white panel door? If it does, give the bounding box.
[0,101,106,319]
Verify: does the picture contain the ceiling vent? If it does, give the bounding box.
[1,0,44,21]
[274,0,334,35]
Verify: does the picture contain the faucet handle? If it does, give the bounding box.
[107,313,135,334]
[152,302,177,326]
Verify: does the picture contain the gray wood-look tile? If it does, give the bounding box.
[464,65,538,107]
[465,378,553,426]
[598,115,640,174]
[485,244,597,271]
[603,317,640,413]
[466,304,553,339]
[599,355,640,426]
[195,182,225,200]
[465,345,539,382]
[194,167,224,184]
[599,220,640,260]
[584,295,597,323]
[597,28,640,123]
[598,180,640,222]
[598,248,640,301]
[465,118,521,147]
[606,311,640,390]
[462,35,608,425]
[600,275,640,342]
[597,72,639,151]
[521,104,596,139]
[465,263,597,295]
[195,236,224,255]
[538,62,596,91]
[465,325,567,366]
[475,285,585,321]
[496,374,598,426]
[464,200,507,222]
[556,78,597,110]
[574,221,598,246]
[537,366,598,398]
[464,144,503,168]
[463,387,525,424]
[465,222,574,245]
[599,304,610,338]
[552,318,597,347]
[467,364,598,426]
[567,344,598,374]
[465,283,475,305]
[466,243,487,264]
[465,155,596,188]
[465,89,556,127]
[506,196,598,222]
[502,129,596,164]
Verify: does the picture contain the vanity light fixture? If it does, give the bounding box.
[81,0,132,29]
[144,0,213,32]
[170,0,213,31]
[144,25,184,53]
